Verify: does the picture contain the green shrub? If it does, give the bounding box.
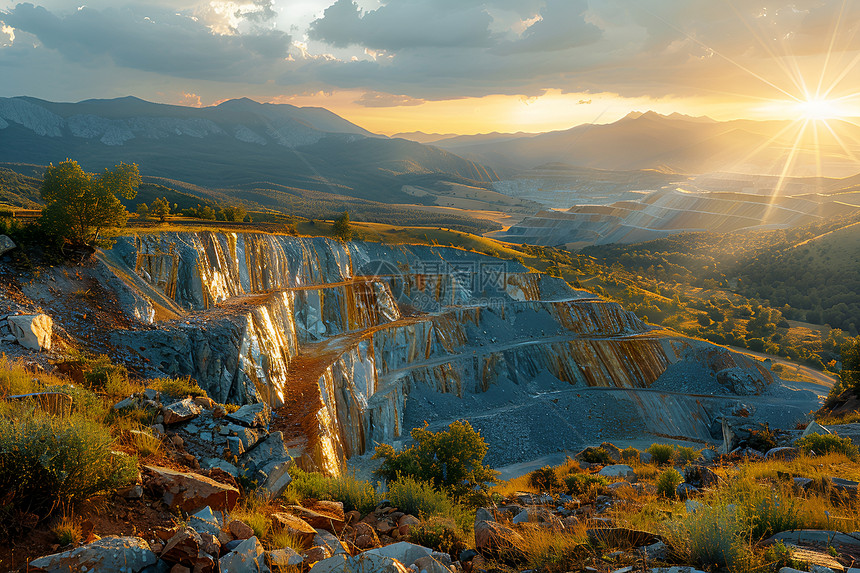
[0,410,137,524]
[578,446,612,465]
[620,447,639,462]
[373,421,498,499]
[747,425,778,452]
[287,467,378,514]
[564,473,609,496]
[647,443,676,464]
[408,516,468,556]
[387,476,455,518]
[676,446,701,465]
[672,503,742,568]
[528,466,562,492]
[80,354,133,399]
[795,433,859,459]
[656,468,683,498]
[150,377,207,400]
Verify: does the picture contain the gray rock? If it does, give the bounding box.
[313,530,348,555]
[202,458,239,476]
[227,436,246,456]
[188,506,222,537]
[364,542,434,566]
[240,431,289,475]
[0,234,16,256]
[266,547,303,568]
[676,483,699,500]
[255,460,293,500]
[413,555,452,573]
[767,530,860,548]
[716,367,768,395]
[227,402,271,428]
[162,398,203,425]
[642,541,668,561]
[598,464,637,482]
[220,536,270,572]
[601,442,623,462]
[802,421,832,437]
[639,451,653,464]
[28,536,156,573]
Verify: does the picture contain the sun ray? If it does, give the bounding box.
[816,0,849,98]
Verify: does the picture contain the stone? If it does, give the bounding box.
[642,541,668,561]
[283,503,345,532]
[803,421,832,438]
[766,530,860,548]
[193,396,215,409]
[0,234,16,256]
[144,465,239,513]
[598,465,637,482]
[229,520,254,540]
[265,547,303,569]
[364,541,433,566]
[226,436,245,456]
[301,546,332,565]
[201,459,239,477]
[639,451,653,464]
[162,399,203,425]
[313,529,349,555]
[256,461,293,500]
[188,507,222,538]
[700,448,719,462]
[198,533,221,558]
[219,536,270,573]
[587,528,659,548]
[8,314,52,351]
[270,513,317,547]
[399,514,420,528]
[512,509,529,524]
[793,477,814,491]
[227,403,272,428]
[413,555,452,573]
[765,447,799,461]
[348,522,381,550]
[240,431,289,475]
[676,483,699,500]
[683,465,720,489]
[160,527,217,573]
[601,442,623,462]
[313,553,411,573]
[28,536,156,573]
[474,520,526,562]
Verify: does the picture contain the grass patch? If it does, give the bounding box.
[149,377,207,400]
[51,514,82,546]
[656,468,683,498]
[647,443,676,465]
[286,467,378,514]
[408,516,469,556]
[795,433,859,459]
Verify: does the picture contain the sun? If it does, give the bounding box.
[794,97,850,121]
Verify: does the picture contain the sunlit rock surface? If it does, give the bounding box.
[99,232,808,474]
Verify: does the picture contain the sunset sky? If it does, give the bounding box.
[2,0,860,135]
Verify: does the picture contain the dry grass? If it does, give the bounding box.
[51,513,82,547]
[519,523,590,572]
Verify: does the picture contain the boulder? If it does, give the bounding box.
[0,234,16,256]
[474,520,526,562]
[600,442,623,462]
[226,403,271,428]
[413,555,452,573]
[283,503,344,532]
[348,522,381,549]
[255,460,293,500]
[765,447,799,461]
[270,512,317,547]
[162,398,203,425]
[364,542,433,566]
[160,527,217,572]
[312,553,410,573]
[716,367,768,395]
[187,507,222,538]
[598,465,637,482]
[683,465,720,489]
[219,536,270,573]
[228,520,255,540]
[676,483,699,500]
[312,529,349,555]
[265,547,303,569]
[28,536,156,573]
[803,421,833,438]
[144,465,239,513]
[8,314,52,351]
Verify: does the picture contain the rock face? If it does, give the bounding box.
[8,313,52,351]
[28,536,156,572]
[95,232,795,473]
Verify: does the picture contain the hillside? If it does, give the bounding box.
[0,96,501,209]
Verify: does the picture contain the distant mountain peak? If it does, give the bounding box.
[620,110,715,123]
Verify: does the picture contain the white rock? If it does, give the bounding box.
[802,421,832,437]
[0,234,15,256]
[8,314,52,351]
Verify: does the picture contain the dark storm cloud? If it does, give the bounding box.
[1,3,290,79]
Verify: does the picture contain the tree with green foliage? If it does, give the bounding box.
[135,203,149,219]
[373,420,499,499]
[149,197,170,222]
[840,337,860,391]
[219,204,247,222]
[332,210,353,241]
[40,160,140,246]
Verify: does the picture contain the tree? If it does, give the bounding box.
[219,204,247,222]
[332,210,353,241]
[149,197,170,222]
[40,160,140,246]
[372,420,499,499]
[136,203,149,219]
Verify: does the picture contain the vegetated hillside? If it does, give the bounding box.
[581,212,860,337]
[0,167,41,208]
[440,111,860,176]
[0,96,500,206]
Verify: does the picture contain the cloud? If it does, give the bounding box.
[1,3,291,79]
[497,0,601,53]
[354,90,424,107]
[308,0,494,50]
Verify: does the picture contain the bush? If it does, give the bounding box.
[676,446,701,465]
[373,421,498,499]
[150,377,207,400]
[408,517,468,557]
[287,467,378,514]
[52,514,82,546]
[0,410,137,524]
[528,466,562,493]
[578,446,612,465]
[656,468,683,498]
[647,443,676,464]
[747,425,778,452]
[387,476,456,518]
[564,473,609,496]
[82,355,133,399]
[620,447,639,462]
[795,433,859,459]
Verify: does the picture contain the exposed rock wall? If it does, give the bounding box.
[103,231,780,474]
